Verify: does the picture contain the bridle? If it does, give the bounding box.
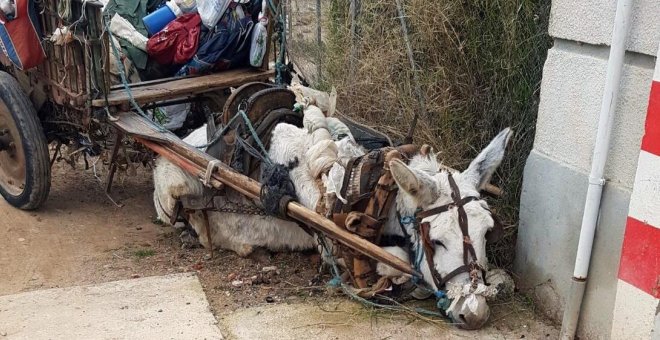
[411,172,500,291]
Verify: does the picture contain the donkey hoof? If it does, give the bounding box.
[410,287,433,300]
[179,229,201,249]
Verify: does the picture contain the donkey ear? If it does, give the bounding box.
[463,128,512,190]
[390,159,436,205]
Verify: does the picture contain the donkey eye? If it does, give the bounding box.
[433,240,447,249]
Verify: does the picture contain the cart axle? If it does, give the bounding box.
[0,129,14,152]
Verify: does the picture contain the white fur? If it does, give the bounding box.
[376,246,411,284]
[289,84,337,116]
[152,116,511,329]
[153,123,318,256]
[302,105,327,133]
[389,128,512,328]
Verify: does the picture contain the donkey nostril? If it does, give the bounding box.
[458,314,467,323]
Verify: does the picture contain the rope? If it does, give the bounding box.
[316,233,449,318]
[399,214,452,312]
[268,0,288,85]
[193,109,271,166]
[57,0,72,22]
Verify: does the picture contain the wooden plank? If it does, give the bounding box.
[94,68,274,107]
[110,112,171,144]
[109,111,418,277]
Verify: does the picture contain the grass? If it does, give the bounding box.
[289,0,552,270]
[133,249,156,258]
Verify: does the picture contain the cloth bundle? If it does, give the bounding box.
[147,13,201,65]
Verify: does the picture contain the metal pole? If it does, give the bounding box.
[559,0,634,338]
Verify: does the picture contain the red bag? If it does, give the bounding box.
[0,0,45,70]
[147,13,201,65]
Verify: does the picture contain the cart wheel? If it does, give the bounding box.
[0,71,51,210]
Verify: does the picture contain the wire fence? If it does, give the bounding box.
[285,0,553,269]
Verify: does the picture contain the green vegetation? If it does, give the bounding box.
[133,248,156,258]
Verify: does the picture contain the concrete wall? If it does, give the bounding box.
[514,1,659,339]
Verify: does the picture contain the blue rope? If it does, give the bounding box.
[192,109,272,165]
[236,109,269,159]
[267,0,287,85]
[316,234,448,317]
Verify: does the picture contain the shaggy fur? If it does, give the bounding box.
[153,118,511,329]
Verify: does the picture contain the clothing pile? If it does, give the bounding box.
[106,0,269,130]
[106,0,268,82]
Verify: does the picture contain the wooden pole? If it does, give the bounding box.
[394,0,426,145]
[134,135,419,277]
[348,0,360,75]
[315,0,322,83]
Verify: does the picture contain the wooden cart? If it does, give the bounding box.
[0,0,417,277]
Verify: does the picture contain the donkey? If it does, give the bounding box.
[153,116,511,330]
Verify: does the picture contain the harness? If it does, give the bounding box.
[328,146,412,290]
[405,172,504,298]
[415,172,487,291]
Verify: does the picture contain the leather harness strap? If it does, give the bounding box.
[416,172,486,290]
[157,197,184,226]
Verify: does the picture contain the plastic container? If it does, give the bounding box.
[143,1,182,36]
[249,0,268,67]
[175,0,196,13]
[197,0,230,28]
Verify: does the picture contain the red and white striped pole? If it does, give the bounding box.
[610,43,660,339]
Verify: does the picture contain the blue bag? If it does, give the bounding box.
[176,4,254,76]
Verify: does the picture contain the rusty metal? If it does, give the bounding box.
[105,130,124,194]
[244,88,297,124]
[201,210,214,259]
[221,82,272,125]
[0,100,26,196]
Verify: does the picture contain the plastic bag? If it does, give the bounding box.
[249,0,267,67]
[0,0,15,20]
[152,102,191,130]
[147,13,201,65]
[197,0,230,28]
[175,0,197,13]
[110,13,148,51]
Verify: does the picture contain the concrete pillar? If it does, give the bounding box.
[610,43,660,340]
[515,1,660,338]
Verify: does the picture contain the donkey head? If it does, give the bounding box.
[390,128,512,329]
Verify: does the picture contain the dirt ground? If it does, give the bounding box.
[0,160,558,338]
[0,160,322,312]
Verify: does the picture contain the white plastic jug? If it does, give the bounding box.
[197,0,230,28]
[249,0,268,67]
[175,0,197,14]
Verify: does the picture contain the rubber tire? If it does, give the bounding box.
[0,71,51,210]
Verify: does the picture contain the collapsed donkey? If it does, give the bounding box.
[153,109,512,329]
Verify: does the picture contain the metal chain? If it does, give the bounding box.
[215,201,268,216]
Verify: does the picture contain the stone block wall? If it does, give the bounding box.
[514,1,659,338]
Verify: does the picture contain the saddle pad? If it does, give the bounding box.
[0,0,45,70]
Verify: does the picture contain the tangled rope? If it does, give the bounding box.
[316,234,449,319]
